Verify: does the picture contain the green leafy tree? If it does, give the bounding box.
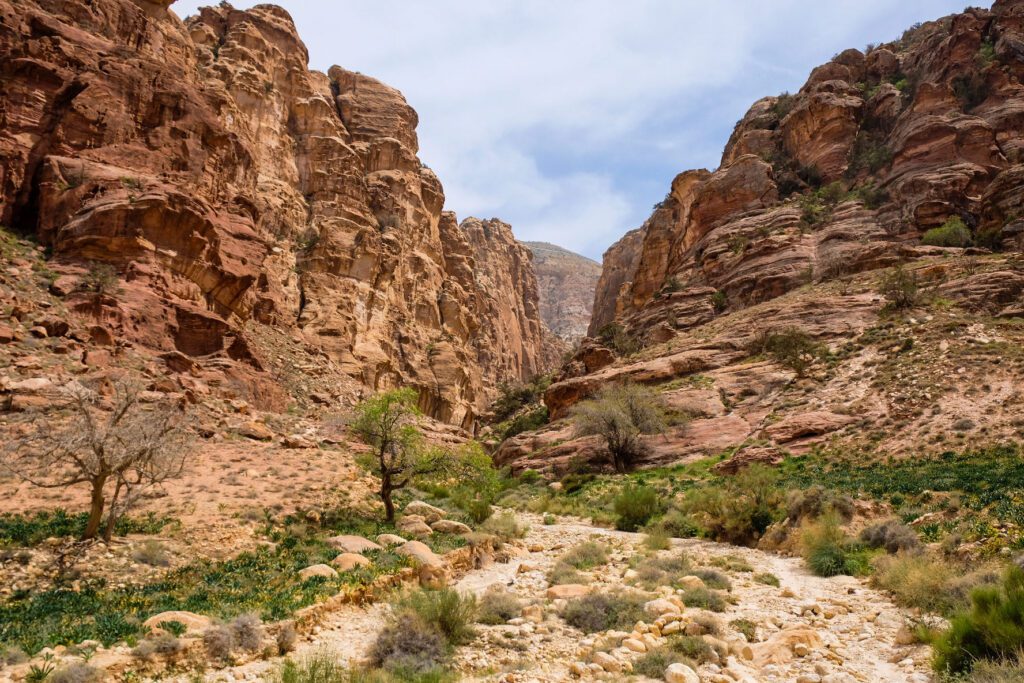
[352,389,491,522]
[572,383,666,473]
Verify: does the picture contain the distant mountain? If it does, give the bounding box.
[522,242,602,346]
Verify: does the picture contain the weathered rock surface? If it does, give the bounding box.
[0,0,549,428]
[523,241,601,345]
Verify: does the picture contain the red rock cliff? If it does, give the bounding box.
[0,0,546,428]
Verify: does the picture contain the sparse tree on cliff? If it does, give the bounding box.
[0,381,192,541]
[572,383,666,473]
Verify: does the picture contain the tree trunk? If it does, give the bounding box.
[101,479,124,543]
[381,470,395,522]
[82,477,106,540]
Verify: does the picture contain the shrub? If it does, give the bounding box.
[786,486,855,522]
[572,383,666,473]
[501,406,548,441]
[711,290,727,313]
[933,566,1024,675]
[643,527,671,551]
[401,589,476,647]
[79,262,120,296]
[156,619,187,637]
[659,509,701,539]
[276,623,297,655]
[132,539,170,567]
[596,323,641,356]
[680,586,726,612]
[730,619,757,642]
[750,328,827,378]
[560,541,609,570]
[232,613,264,652]
[560,591,648,633]
[847,130,893,176]
[480,512,528,541]
[772,92,797,119]
[475,587,521,625]
[203,624,235,661]
[800,514,870,578]
[859,520,921,554]
[369,613,447,674]
[491,376,550,422]
[923,217,973,248]
[692,569,732,591]
[613,484,661,532]
[132,634,181,660]
[880,265,919,310]
[630,551,692,590]
[633,635,714,677]
[754,572,780,587]
[547,561,583,585]
[50,663,103,683]
[870,553,986,616]
[708,555,753,573]
[676,465,785,546]
[270,648,348,683]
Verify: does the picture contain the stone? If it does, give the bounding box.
[664,662,701,683]
[677,576,706,591]
[645,598,679,617]
[283,434,316,449]
[430,520,472,535]
[326,535,382,554]
[592,651,621,673]
[376,534,406,547]
[143,611,211,634]
[405,501,447,523]
[236,422,274,441]
[397,515,434,537]
[396,540,442,567]
[623,638,646,653]
[331,553,371,572]
[546,584,591,599]
[298,564,338,580]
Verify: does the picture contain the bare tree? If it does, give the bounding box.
[572,383,666,473]
[1,381,192,542]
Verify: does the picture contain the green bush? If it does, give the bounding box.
[480,513,528,541]
[749,328,828,378]
[800,514,871,578]
[934,566,1024,675]
[572,383,666,473]
[692,569,732,591]
[879,265,919,310]
[630,552,693,590]
[632,635,714,677]
[0,509,173,547]
[560,541,609,570]
[754,572,780,587]
[730,619,757,642]
[613,484,661,532]
[547,561,584,585]
[400,589,476,647]
[560,591,648,633]
[680,586,726,612]
[500,406,548,441]
[475,588,520,625]
[676,465,785,546]
[923,217,973,248]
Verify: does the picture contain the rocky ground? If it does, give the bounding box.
[177,512,934,683]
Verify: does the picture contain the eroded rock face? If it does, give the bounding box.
[589,1,1024,346]
[522,242,601,346]
[0,0,547,427]
[508,1,1024,472]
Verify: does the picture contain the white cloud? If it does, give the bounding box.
[171,0,967,259]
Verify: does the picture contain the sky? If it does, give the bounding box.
[172,1,967,261]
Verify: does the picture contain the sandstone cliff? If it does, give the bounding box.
[522,241,601,345]
[502,0,1024,472]
[0,0,547,428]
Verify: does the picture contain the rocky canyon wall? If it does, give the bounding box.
[0,0,549,428]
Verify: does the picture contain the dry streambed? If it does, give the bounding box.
[195,513,934,683]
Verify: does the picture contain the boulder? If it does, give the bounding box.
[298,564,338,580]
[396,540,442,567]
[397,515,433,537]
[664,662,700,683]
[431,520,472,535]
[405,501,446,523]
[326,535,382,554]
[546,584,591,599]
[143,611,212,634]
[377,533,406,547]
[331,553,371,572]
[236,421,274,441]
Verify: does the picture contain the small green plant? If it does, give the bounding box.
[613,484,661,532]
[643,526,671,550]
[800,514,871,578]
[480,512,528,541]
[132,540,170,567]
[749,328,827,378]
[27,663,56,683]
[560,591,648,633]
[79,262,120,296]
[922,216,973,248]
[595,322,641,356]
[157,620,187,637]
[730,618,758,642]
[772,92,797,119]
[754,572,780,587]
[270,648,348,683]
[680,586,726,612]
[400,589,477,647]
[711,290,727,313]
[880,265,919,310]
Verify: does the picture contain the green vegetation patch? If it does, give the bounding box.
[0,510,175,548]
